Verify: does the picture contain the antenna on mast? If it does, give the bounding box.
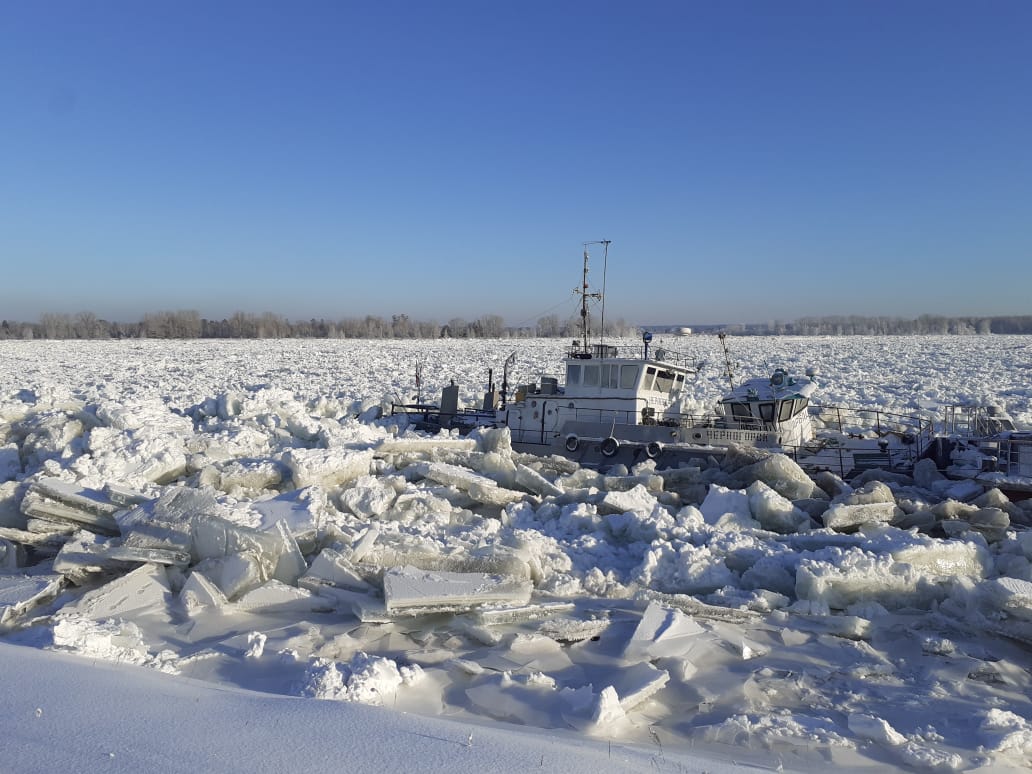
[576,240,609,355]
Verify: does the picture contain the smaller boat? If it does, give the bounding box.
[932,404,1032,499]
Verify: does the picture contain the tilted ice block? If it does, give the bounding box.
[656,466,703,489]
[357,540,532,583]
[913,458,946,489]
[513,464,563,497]
[234,580,319,614]
[466,480,525,508]
[21,490,119,535]
[699,484,757,530]
[932,478,985,502]
[71,562,171,621]
[250,488,328,551]
[193,552,263,600]
[979,577,1032,621]
[300,548,374,593]
[608,661,670,712]
[891,537,991,578]
[601,473,664,494]
[118,487,218,554]
[382,565,532,613]
[536,615,610,643]
[338,475,397,519]
[216,458,284,492]
[834,480,896,506]
[132,448,188,484]
[179,570,228,613]
[0,525,69,553]
[0,573,63,626]
[54,531,134,583]
[747,480,809,534]
[795,541,986,611]
[733,452,825,501]
[598,485,658,517]
[284,448,373,490]
[21,478,122,535]
[314,586,390,621]
[350,526,379,563]
[623,601,706,661]
[471,601,576,626]
[376,437,477,455]
[822,501,900,531]
[590,686,627,728]
[640,590,762,625]
[848,713,906,747]
[192,517,306,586]
[103,482,151,507]
[406,461,523,508]
[470,426,513,455]
[53,526,191,573]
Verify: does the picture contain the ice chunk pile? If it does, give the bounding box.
[3,347,1032,770]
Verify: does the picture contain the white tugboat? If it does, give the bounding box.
[397,242,891,471]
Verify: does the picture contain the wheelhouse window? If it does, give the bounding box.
[599,363,620,388]
[643,366,657,391]
[620,364,639,389]
[654,369,675,394]
[795,397,809,416]
[566,363,581,385]
[778,400,795,422]
[730,403,753,421]
[583,364,600,386]
[759,402,775,422]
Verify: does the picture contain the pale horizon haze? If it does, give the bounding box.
[2,1,1030,327]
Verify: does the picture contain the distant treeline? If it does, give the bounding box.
[0,310,635,340]
[1,311,1030,340]
[715,314,1032,336]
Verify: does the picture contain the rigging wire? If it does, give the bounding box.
[508,290,579,330]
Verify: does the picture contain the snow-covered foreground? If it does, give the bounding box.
[3,336,1032,773]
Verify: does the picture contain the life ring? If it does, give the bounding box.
[565,434,580,452]
[600,437,620,457]
[646,441,662,459]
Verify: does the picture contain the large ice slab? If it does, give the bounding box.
[407,461,525,507]
[376,437,477,455]
[0,573,64,627]
[382,565,532,613]
[623,601,706,661]
[71,562,171,621]
[284,448,373,490]
[20,478,122,535]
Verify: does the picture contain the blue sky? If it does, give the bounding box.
[2,1,1030,326]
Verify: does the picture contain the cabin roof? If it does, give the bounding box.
[722,371,818,403]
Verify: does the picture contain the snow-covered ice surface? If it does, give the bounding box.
[3,335,1032,773]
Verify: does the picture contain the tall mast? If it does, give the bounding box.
[577,240,608,355]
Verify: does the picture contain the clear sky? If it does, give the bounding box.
[2,1,1030,327]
